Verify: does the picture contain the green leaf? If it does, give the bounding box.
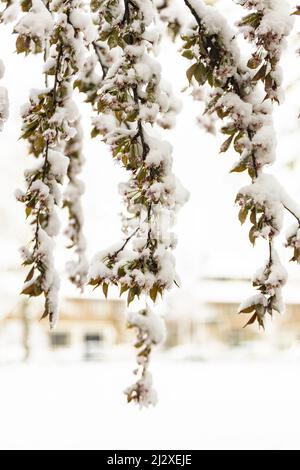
[239,305,256,314]
[120,284,129,297]
[194,63,207,85]
[102,282,109,298]
[127,288,136,306]
[222,125,236,136]
[91,128,99,138]
[150,286,158,303]
[247,55,262,69]
[107,30,118,49]
[21,282,42,297]
[253,64,267,82]
[231,161,247,173]
[238,207,248,225]
[243,313,258,328]
[264,73,273,92]
[250,209,256,225]
[186,63,197,83]
[182,50,194,60]
[220,134,234,153]
[249,225,257,246]
[16,35,30,54]
[24,267,35,283]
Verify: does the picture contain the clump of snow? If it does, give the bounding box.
[15,0,53,40]
[69,9,98,43]
[1,1,19,24]
[238,173,285,238]
[128,307,166,346]
[125,370,158,409]
[0,86,9,131]
[48,150,69,182]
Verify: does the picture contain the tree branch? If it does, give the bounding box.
[123,0,130,24]
[92,42,108,79]
[183,0,202,29]
[133,85,149,160]
[114,226,140,257]
[283,204,300,224]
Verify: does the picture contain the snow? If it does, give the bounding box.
[0,59,4,80]
[48,150,69,182]
[253,0,293,40]
[128,307,166,345]
[69,9,98,43]
[1,359,300,449]
[253,248,287,289]
[238,173,285,236]
[15,0,53,40]
[63,119,88,290]
[238,293,268,313]
[35,229,60,320]
[125,369,158,409]
[0,60,8,129]
[185,0,241,67]
[134,0,154,26]
[0,86,9,130]
[219,93,253,126]
[239,0,293,102]
[1,2,19,24]
[30,180,50,199]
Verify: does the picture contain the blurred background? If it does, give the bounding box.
[1,0,300,450]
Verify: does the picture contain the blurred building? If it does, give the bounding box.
[0,297,127,362]
[2,273,300,363]
[166,276,300,350]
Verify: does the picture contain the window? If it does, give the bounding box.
[50,332,70,348]
[84,333,104,344]
[83,333,104,360]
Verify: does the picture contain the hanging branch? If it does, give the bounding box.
[125,306,166,407]
[74,1,119,115]
[63,118,88,290]
[88,0,188,406]
[57,0,97,290]
[182,0,300,329]
[156,1,216,134]
[15,0,95,327]
[284,5,300,264]
[14,0,61,329]
[237,0,292,103]
[0,59,8,130]
[0,0,20,130]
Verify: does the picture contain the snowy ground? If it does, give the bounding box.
[1,358,300,450]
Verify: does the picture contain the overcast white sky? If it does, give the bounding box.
[1,0,300,313]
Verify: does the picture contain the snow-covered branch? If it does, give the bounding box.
[182,0,298,328]
[88,0,188,405]
[237,0,293,103]
[16,0,95,327]
[0,59,8,130]
[63,118,88,290]
[125,306,166,407]
[0,1,12,129]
